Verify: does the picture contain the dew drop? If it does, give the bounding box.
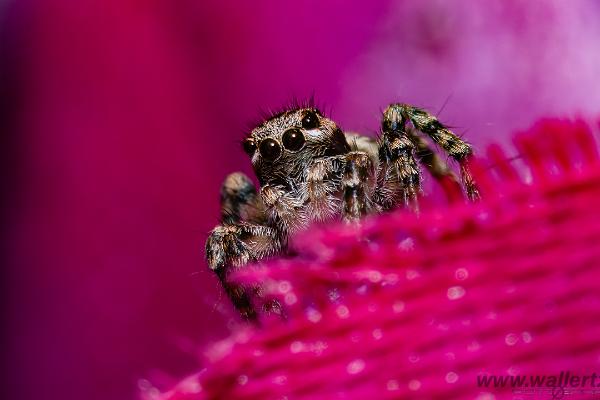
[306,308,322,323]
[311,340,327,355]
[290,341,303,354]
[278,280,291,293]
[447,285,466,300]
[505,333,519,346]
[284,292,297,305]
[336,305,350,319]
[392,301,405,313]
[328,288,340,302]
[367,270,382,283]
[346,359,366,375]
[455,268,469,280]
[408,379,421,391]
[387,379,399,391]
[467,340,481,352]
[384,273,399,285]
[507,366,520,376]
[406,269,420,280]
[445,371,459,384]
[399,237,414,251]
[372,329,383,340]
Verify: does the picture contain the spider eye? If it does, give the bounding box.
[259,138,281,161]
[242,139,256,156]
[301,110,319,130]
[282,128,305,151]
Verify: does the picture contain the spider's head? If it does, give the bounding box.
[243,108,350,187]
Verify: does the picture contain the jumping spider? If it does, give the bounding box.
[206,103,479,320]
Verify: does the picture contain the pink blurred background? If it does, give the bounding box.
[1,1,600,399]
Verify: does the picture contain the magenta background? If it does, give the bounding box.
[2,1,600,399]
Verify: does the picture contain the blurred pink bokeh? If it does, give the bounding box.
[2,1,600,399]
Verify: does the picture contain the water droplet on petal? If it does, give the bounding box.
[408,379,421,391]
[522,331,532,343]
[387,379,399,391]
[372,329,383,340]
[367,270,382,283]
[399,237,414,251]
[445,371,459,384]
[468,341,481,352]
[384,273,399,285]
[455,268,469,280]
[278,280,291,293]
[406,269,420,280]
[408,353,420,363]
[447,286,466,300]
[237,375,248,386]
[306,308,322,323]
[477,211,490,222]
[284,292,297,305]
[346,359,366,375]
[336,305,350,319]
[311,340,328,355]
[290,341,303,354]
[392,301,405,313]
[328,288,340,302]
[505,333,519,346]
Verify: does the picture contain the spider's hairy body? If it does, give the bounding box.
[206,104,478,319]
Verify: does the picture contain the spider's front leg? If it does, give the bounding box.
[304,158,342,222]
[376,114,422,212]
[340,151,377,221]
[385,103,480,200]
[206,173,281,320]
[304,153,377,224]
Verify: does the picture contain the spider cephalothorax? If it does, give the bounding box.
[206,104,478,319]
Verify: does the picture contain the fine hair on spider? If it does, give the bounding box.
[206,102,479,320]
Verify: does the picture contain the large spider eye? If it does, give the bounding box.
[301,110,319,130]
[282,128,305,151]
[242,139,256,156]
[259,138,281,161]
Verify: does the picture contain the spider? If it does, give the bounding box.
[206,103,479,320]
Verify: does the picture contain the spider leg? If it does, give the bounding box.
[340,151,377,221]
[376,118,422,212]
[260,183,307,235]
[305,158,342,222]
[406,128,464,201]
[219,172,265,225]
[206,172,280,320]
[384,103,480,200]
